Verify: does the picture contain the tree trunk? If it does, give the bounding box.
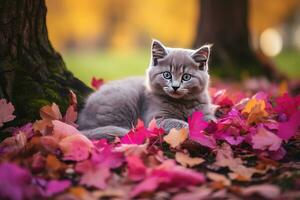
[0,0,92,128]
[194,0,281,80]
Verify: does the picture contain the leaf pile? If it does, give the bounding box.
[1,85,300,200]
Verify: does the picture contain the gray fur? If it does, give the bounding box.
[78,39,215,140]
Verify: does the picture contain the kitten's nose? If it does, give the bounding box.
[172,86,179,91]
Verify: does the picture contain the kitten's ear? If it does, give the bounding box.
[192,44,212,70]
[151,39,168,66]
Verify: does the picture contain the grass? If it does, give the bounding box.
[64,50,149,85]
[63,49,300,86]
[274,49,300,79]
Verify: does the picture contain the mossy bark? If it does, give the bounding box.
[0,0,92,128]
[194,0,283,80]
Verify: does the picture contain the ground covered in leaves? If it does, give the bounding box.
[0,79,300,200]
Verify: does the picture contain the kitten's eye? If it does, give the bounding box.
[163,71,172,79]
[182,73,191,81]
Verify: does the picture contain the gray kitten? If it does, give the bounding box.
[78,40,215,140]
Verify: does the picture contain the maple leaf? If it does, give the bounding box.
[131,160,205,197]
[241,184,280,199]
[0,98,16,127]
[251,125,282,151]
[0,132,27,155]
[207,172,231,187]
[91,146,124,169]
[188,112,216,149]
[0,162,37,200]
[163,128,188,148]
[38,179,71,197]
[242,98,268,124]
[40,103,62,120]
[175,152,204,167]
[120,120,153,144]
[52,120,81,140]
[278,110,300,140]
[91,77,104,90]
[126,155,147,181]
[59,133,94,161]
[75,159,111,189]
[33,103,62,134]
[63,90,78,127]
[275,93,300,117]
[214,143,258,181]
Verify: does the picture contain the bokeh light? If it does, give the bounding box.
[260,28,283,57]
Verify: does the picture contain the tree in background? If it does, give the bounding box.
[0,0,91,126]
[194,0,283,80]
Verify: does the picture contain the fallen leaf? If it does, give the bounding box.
[40,103,62,121]
[175,152,204,167]
[131,160,205,197]
[241,184,280,199]
[76,160,111,189]
[278,110,300,140]
[214,143,257,181]
[0,99,15,127]
[207,172,231,186]
[163,128,188,148]
[42,179,71,197]
[252,125,282,151]
[91,77,104,90]
[63,90,78,127]
[242,98,268,124]
[126,155,147,181]
[188,112,216,149]
[120,127,151,145]
[59,134,93,161]
[0,162,37,200]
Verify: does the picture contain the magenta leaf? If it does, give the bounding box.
[188,112,216,149]
[278,110,300,140]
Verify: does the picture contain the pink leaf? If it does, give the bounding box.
[0,162,36,200]
[59,134,93,161]
[63,106,78,128]
[126,155,147,181]
[91,146,124,169]
[43,180,71,197]
[131,160,205,197]
[52,120,81,140]
[278,110,300,140]
[252,125,282,151]
[275,93,300,117]
[188,112,216,149]
[0,99,16,127]
[76,160,111,189]
[63,90,78,127]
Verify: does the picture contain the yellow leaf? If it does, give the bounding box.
[175,152,204,167]
[163,128,188,148]
[279,81,288,96]
[207,172,231,186]
[242,99,268,124]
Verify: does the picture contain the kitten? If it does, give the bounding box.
[78,39,215,140]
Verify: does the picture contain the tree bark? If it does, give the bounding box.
[0,0,92,127]
[194,0,281,80]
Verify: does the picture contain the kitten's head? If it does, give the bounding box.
[146,39,211,100]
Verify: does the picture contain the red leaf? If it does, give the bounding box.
[91,77,104,90]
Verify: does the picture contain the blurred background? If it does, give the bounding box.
[46,0,300,85]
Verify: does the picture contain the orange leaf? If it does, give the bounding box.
[175,152,204,167]
[242,99,268,124]
[163,128,188,148]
